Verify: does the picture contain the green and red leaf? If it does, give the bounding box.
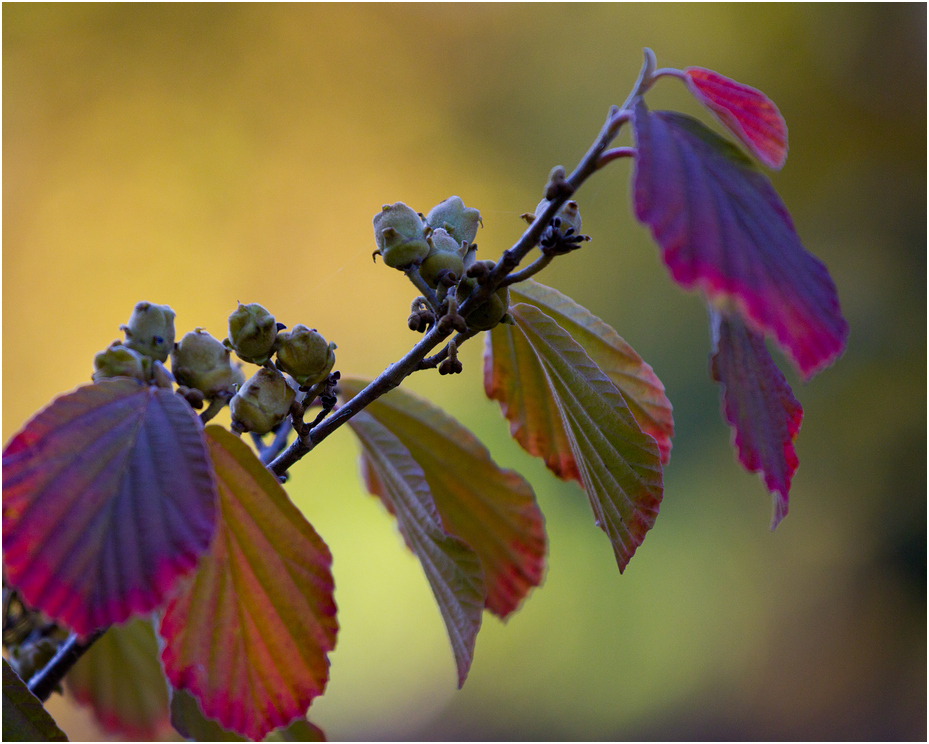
[3,658,69,742]
[632,103,848,379]
[159,426,337,742]
[340,378,545,619]
[347,412,485,686]
[683,67,788,170]
[66,618,170,740]
[502,280,674,464]
[489,304,663,573]
[2,379,217,637]
[709,309,803,529]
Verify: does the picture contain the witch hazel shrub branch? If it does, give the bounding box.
[2,49,846,741]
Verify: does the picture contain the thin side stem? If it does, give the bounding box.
[28,629,106,702]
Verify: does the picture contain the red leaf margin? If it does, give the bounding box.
[709,308,802,528]
[683,66,788,170]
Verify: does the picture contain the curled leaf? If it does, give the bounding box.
[709,309,802,529]
[340,378,546,619]
[632,102,848,379]
[492,304,663,573]
[2,379,217,637]
[160,426,337,742]
[683,66,788,169]
[348,412,485,687]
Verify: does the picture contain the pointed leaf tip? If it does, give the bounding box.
[2,379,217,637]
[632,104,848,379]
[684,66,788,170]
[710,310,802,529]
[160,426,337,742]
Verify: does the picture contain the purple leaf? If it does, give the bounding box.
[2,379,217,637]
[709,309,803,529]
[632,101,848,379]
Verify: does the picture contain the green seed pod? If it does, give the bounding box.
[225,302,279,365]
[419,228,465,288]
[92,341,151,382]
[372,202,430,269]
[425,196,482,247]
[120,301,176,363]
[275,325,336,387]
[229,366,296,435]
[456,277,510,331]
[172,328,242,398]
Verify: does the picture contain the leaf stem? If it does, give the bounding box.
[503,254,553,286]
[28,629,106,702]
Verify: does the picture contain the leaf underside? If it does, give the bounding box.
[340,377,546,619]
[709,309,802,528]
[683,66,788,170]
[632,102,848,379]
[490,303,663,572]
[66,617,170,740]
[160,426,337,742]
[3,659,69,742]
[348,412,485,687]
[2,379,217,637]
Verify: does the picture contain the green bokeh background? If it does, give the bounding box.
[4,4,925,740]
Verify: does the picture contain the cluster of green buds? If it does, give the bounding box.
[221,302,337,434]
[93,301,177,385]
[171,328,244,407]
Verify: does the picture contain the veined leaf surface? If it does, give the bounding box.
[160,426,337,742]
[709,309,803,529]
[503,304,663,573]
[66,618,170,740]
[348,412,485,687]
[683,66,788,169]
[2,379,217,637]
[502,280,673,464]
[632,103,848,379]
[340,378,545,619]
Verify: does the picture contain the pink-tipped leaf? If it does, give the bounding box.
[683,66,788,170]
[2,379,217,637]
[632,102,848,379]
[159,426,337,742]
[709,309,802,529]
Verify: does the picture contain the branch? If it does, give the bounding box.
[28,629,106,702]
[267,48,656,478]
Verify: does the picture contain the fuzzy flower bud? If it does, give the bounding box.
[92,341,151,382]
[172,328,242,398]
[419,228,466,289]
[120,301,176,363]
[456,277,511,331]
[225,302,279,365]
[275,325,336,387]
[531,198,582,235]
[372,202,431,269]
[229,367,296,435]
[425,196,481,247]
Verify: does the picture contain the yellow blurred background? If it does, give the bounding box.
[4,4,925,740]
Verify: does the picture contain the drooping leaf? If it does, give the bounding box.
[160,426,337,742]
[502,280,674,464]
[340,378,545,619]
[632,102,848,379]
[709,308,803,529]
[2,378,218,637]
[683,66,788,169]
[3,658,69,741]
[66,617,170,740]
[501,304,663,573]
[347,412,485,687]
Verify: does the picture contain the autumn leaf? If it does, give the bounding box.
[503,280,673,464]
[340,378,545,619]
[709,308,803,529]
[2,379,217,637]
[348,411,485,687]
[66,618,170,740]
[491,303,663,573]
[632,102,848,379]
[160,426,337,742]
[683,66,788,169]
